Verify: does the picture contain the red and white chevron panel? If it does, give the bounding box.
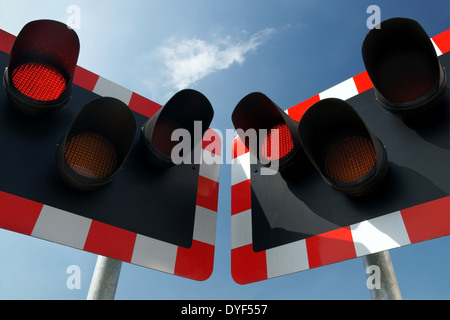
[0,28,220,281]
[230,29,450,285]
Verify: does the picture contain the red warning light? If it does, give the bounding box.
[260,123,294,161]
[232,92,308,173]
[3,20,80,115]
[12,62,66,101]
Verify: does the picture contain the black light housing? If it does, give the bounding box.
[232,92,308,173]
[362,17,447,116]
[141,89,214,168]
[56,97,137,191]
[298,98,388,196]
[3,19,80,116]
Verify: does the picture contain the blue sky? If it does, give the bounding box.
[0,0,449,300]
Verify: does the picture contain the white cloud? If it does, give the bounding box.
[155,28,276,91]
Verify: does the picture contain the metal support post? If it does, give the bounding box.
[362,250,402,300]
[87,255,122,300]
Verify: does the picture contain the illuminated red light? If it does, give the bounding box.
[260,123,294,161]
[12,62,66,101]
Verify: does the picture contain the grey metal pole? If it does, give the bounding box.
[87,255,122,300]
[362,250,402,300]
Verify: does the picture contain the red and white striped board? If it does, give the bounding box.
[0,28,220,282]
[230,29,450,285]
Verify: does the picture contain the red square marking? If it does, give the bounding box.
[196,176,219,212]
[231,180,251,215]
[83,220,137,262]
[432,29,450,55]
[0,29,15,54]
[231,244,267,285]
[0,191,43,235]
[401,197,450,244]
[232,137,249,159]
[287,95,320,122]
[175,240,215,281]
[128,92,162,118]
[73,66,99,92]
[306,226,357,269]
[353,70,373,94]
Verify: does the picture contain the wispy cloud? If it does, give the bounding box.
[154,28,276,91]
